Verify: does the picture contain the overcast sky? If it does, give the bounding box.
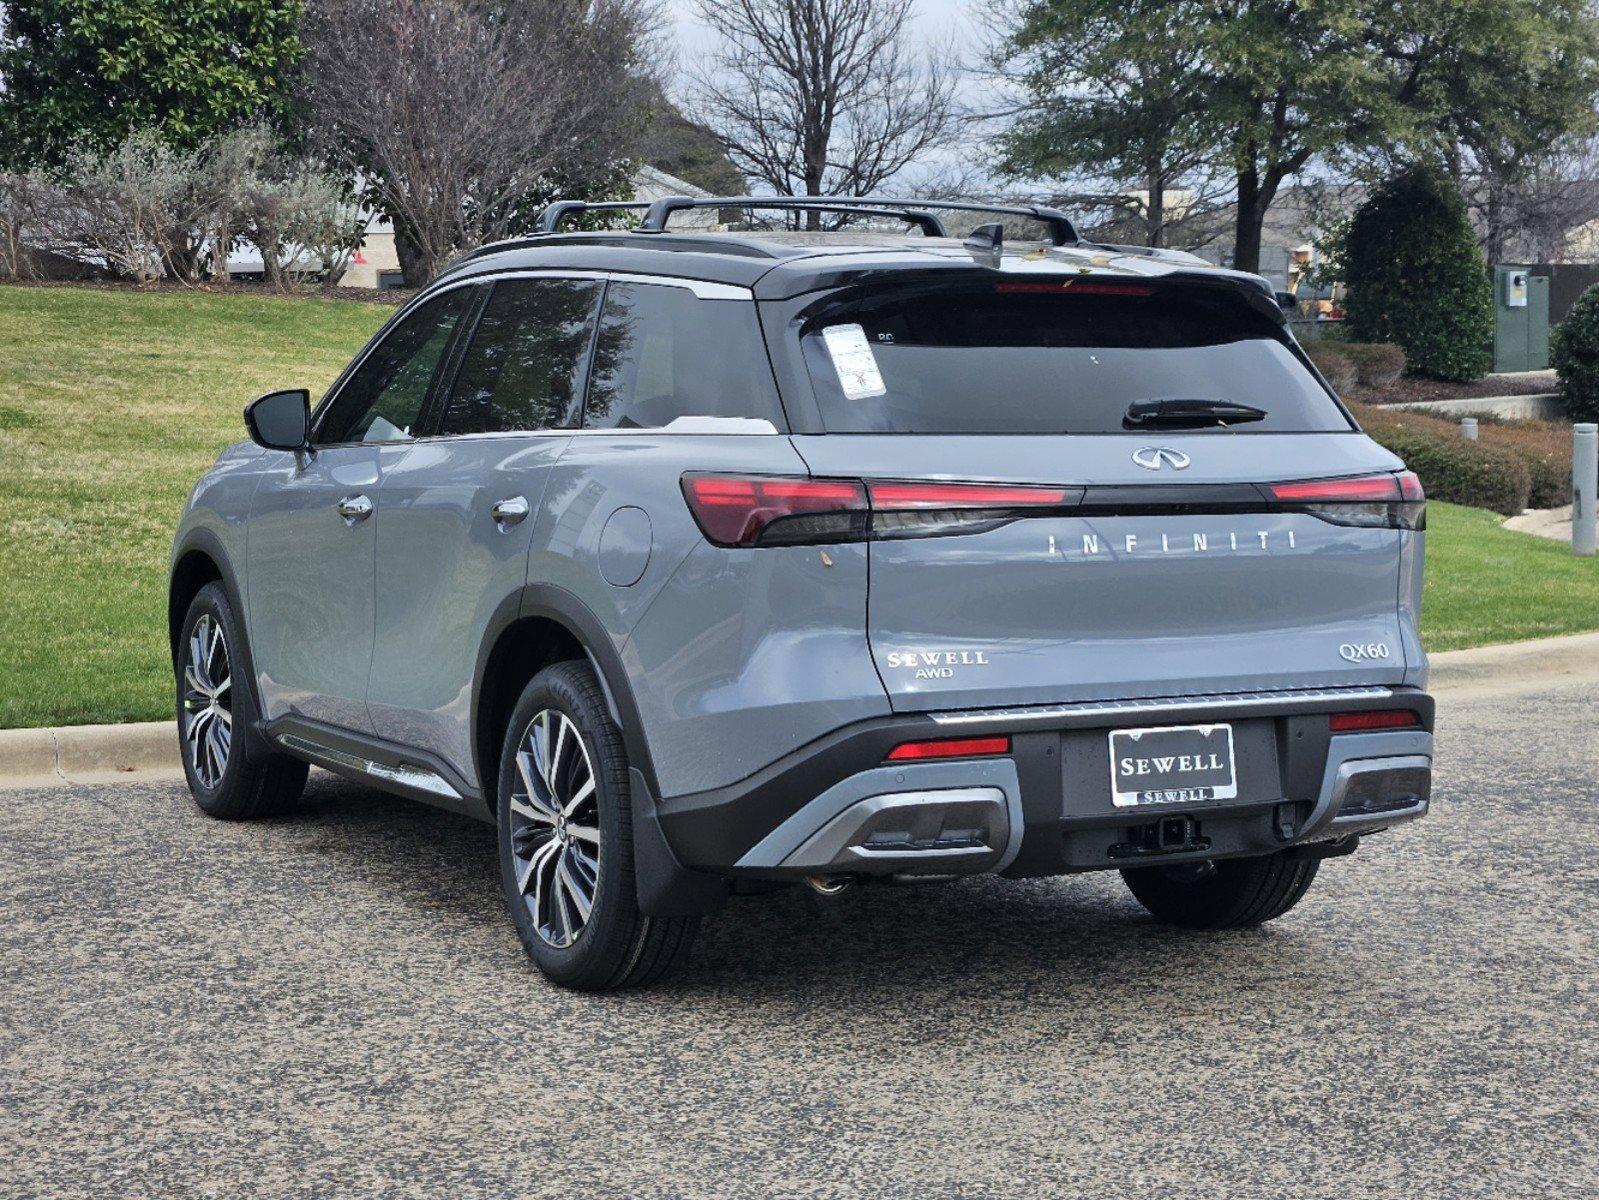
[663,0,976,70]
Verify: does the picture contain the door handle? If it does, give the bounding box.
[336,494,373,524]
[491,495,530,530]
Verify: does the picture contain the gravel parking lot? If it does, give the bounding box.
[3,675,1596,1199]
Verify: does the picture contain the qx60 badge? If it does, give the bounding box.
[1132,446,1191,471]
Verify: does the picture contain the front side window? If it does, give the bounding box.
[317,289,471,445]
[441,278,603,436]
[584,283,784,429]
[798,282,1352,434]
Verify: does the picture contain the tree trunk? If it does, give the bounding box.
[1233,166,1264,275]
[395,223,433,288]
[1145,164,1165,248]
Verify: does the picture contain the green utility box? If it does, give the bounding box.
[1493,265,1550,373]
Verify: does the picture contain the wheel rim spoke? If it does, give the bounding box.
[509,705,602,949]
[181,614,231,789]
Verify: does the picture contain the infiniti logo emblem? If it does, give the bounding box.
[1133,446,1191,471]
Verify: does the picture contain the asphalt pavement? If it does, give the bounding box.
[3,675,1596,1198]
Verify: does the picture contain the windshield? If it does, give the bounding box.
[797,282,1352,434]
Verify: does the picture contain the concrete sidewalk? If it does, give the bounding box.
[4,629,1597,788]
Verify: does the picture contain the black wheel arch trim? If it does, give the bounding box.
[469,582,664,807]
[168,528,270,739]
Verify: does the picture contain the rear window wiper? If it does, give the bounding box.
[1123,398,1268,429]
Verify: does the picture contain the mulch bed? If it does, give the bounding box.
[1350,374,1558,406]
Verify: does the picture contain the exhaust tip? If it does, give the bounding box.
[806,875,851,896]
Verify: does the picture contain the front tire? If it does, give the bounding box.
[177,582,308,819]
[1121,852,1320,930]
[496,660,698,990]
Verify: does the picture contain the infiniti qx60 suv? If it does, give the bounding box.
[170,196,1434,990]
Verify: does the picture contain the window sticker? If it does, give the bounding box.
[821,323,887,400]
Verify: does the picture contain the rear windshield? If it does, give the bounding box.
[797,282,1351,434]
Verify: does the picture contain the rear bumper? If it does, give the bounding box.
[654,685,1433,880]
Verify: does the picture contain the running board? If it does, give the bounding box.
[270,722,490,823]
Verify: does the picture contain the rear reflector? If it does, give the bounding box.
[885,735,1011,762]
[1329,710,1421,733]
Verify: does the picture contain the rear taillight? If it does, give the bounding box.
[885,735,1011,762]
[680,474,868,547]
[1329,709,1421,733]
[681,474,1078,547]
[1265,471,1425,531]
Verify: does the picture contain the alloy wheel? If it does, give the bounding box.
[509,709,601,948]
[182,614,233,789]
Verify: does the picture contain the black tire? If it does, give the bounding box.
[496,660,698,990]
[1121,852,1321,930]
[177,582,308,819]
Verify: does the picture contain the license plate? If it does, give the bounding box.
[1108,723,1237,807]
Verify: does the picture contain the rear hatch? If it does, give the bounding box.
[777,275,1424,713]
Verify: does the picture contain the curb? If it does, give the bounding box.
[1426,629,1599,692]
[0,720,180,787]
[1,631,1596,787]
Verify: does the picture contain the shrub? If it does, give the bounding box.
[1552,283,1599,424]
[1353,406,1533,514]
[1304,343,1357,393]
[1344,167,1493,383]
[1342,342,1406,387]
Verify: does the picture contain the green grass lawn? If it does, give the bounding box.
[1420,502,1599,651]
[0,284,388,727]
[1,283,1596,728]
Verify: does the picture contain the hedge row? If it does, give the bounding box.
[1304,342,1406,393]
[1353,404,1575,514]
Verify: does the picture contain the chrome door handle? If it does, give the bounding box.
[491,495,530,529]
[336,494,373,523]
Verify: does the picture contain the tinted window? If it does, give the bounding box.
[441,278,603,435]
[584,283,784,429]
[799,284,1351,434]
[318,290,470,444]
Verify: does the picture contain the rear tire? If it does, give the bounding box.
[496,660,698,990]
[177,582,308,820]
[1121,852,1320,929]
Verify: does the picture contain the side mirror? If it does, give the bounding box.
[1276,290,1299,314]
[245,389,310,451]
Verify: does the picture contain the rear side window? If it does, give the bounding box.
[442,278,603,435]
[798,283,1351,434]
[584,283,784,429]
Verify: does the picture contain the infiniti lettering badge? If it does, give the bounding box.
[1133,446,1191,471]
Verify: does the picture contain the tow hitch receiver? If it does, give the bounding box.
[1109,816,1211,859]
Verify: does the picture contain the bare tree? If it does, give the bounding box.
[686,0,958,225]
[301,0,662,284]
[1455,135,1599,264]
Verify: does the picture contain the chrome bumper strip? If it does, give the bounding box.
[928,685,1398,729]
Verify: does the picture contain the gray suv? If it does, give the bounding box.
[169,196,1434,990]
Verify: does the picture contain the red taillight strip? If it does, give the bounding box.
[681,473,867,547]
[885,735,1012,762]
[1268,474,1403,503]
[868,480,1073,510]
[1329,710,1421,733]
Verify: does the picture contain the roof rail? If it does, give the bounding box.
[533,199,652,233]
[532,194,1082,244]
[635,195,1078,245]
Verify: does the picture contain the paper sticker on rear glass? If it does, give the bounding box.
[821,323,887,400]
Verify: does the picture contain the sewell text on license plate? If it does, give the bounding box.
[1108,723,1238,807]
